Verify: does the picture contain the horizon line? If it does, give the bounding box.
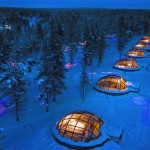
[0,6,150,10]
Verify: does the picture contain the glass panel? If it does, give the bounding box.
[71,114,81,119]
[57,112,104,142]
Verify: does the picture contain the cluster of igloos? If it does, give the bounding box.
[114,35,150,71]
[52,35,150,149]
[126,35,150,58]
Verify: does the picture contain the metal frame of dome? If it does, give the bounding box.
[126,49,145,58]
[114,58,140,71]
[52,110,108,149]
[94,74,130,94]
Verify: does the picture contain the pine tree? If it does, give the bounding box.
[0,33,8,72]
[35,31,52,112]
[0,63,26,121]
[36,21,66,112]
[36,22,44,40]
[49,23,66,102]
[98,31,106,66]
[143,21,149,35]
[117,16,126,59]
[90,23,98,59]
[128,15,134,34]
[35,40,52,112]
[65,17,78,65]
[58,22,64,40]
[0,48,8,73]
[83,23,93,66]
[80,54,89,100]
[10,40,23,62]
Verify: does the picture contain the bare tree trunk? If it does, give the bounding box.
[16,97,19,122]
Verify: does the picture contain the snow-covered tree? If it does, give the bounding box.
[117,16,126,59]
[0,46,7,72]
[35,41,54,112]
[80,56,89,100]
[10,41,23,62]
[49,23,66,102]
[83,22,103,66]
[143,21,149,35]
[0,31,11,73]
[98,31,106,66]
[57,22,65,42]
[36,21,66,112]
[0,63,27,121]
[68,43,77,64]
[83,24,94,66]
[36,22,44,40]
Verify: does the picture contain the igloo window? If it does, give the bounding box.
[56,111,104,142]
[115,58,138,68]
[97,75,126,91]
[127,49,145,57]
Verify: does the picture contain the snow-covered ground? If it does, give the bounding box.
[1,36,150,150]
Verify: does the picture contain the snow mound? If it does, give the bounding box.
[52,123,122,149]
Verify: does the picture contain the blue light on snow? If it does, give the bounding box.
[0,102,7,117]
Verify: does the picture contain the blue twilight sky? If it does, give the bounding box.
[0,0,150,9]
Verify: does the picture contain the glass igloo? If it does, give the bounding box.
[55,110,104,142]
[139,38,150,44]
[52,110,123,148]
[114,58,140,71]
[143,35,150,43]
[134,42,148,49]
[127,49,145,58]
[94,74,130,94]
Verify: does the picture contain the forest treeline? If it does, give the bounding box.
[0,8,150,121]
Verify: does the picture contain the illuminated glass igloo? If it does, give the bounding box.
[127,49,145,58]
[143,35,150,43]
[56,111,104,142]
[95,74,130,94]
[139,38,150,44]
[52,111,110,148]
[134,42,148,49]
[114,58,140,71]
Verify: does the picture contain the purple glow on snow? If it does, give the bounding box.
[64,63,78,69]
[0,102,7,117]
